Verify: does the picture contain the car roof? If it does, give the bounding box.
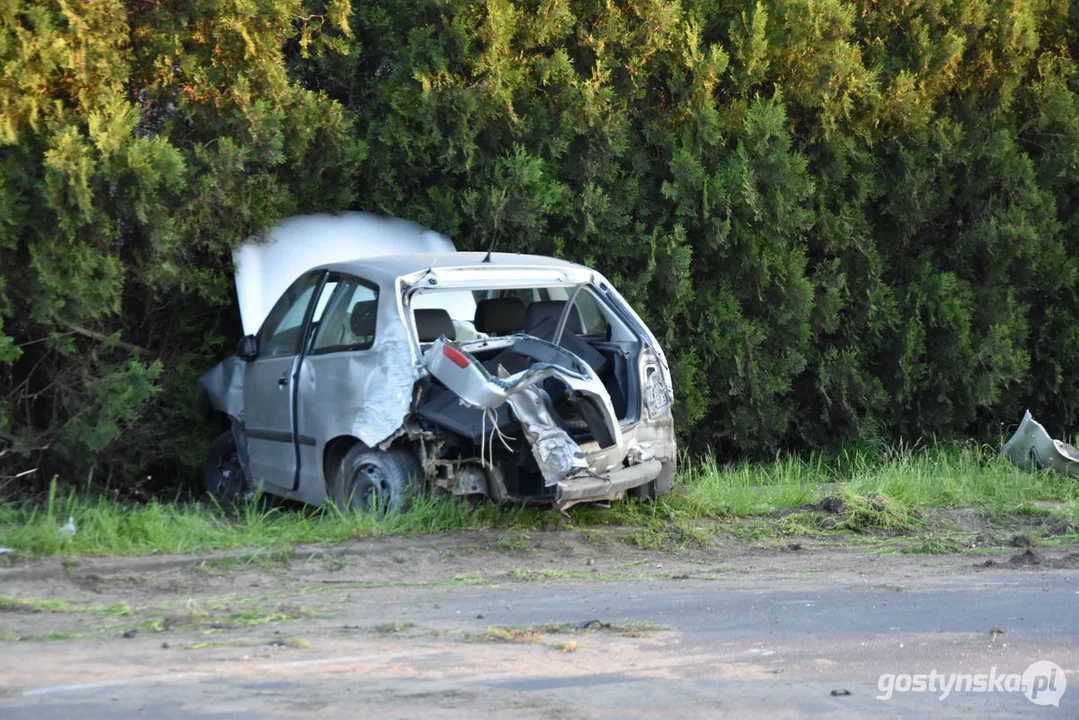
[314,251,585,284]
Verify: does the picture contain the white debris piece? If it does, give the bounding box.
[1003,410,1079,479]
[59,516,76,538]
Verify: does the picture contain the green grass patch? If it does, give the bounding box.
[0,595,133,617]
[4,443,1079,557]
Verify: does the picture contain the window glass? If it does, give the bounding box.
[311,279,379,354]
[416,285,612,338]
[311,281,339,323]
[573,290,610,336]
[411,289,477,322]
[257,273,321,358]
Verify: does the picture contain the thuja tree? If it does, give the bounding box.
[309,0,1079,454]
[0,0,363,491]
[4,0,1079,494]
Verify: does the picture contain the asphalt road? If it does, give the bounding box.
[2,563,1076,719]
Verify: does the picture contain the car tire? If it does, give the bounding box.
[204,431,249,504]
[332,445,423,514]
[629,457,676,501]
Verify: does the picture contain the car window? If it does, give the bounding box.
[475,287,610,337]
[311,279,379,354]
[411,290,477,323]
[573,289,610,336]
[257,273,322,358]
[310,280,339,323]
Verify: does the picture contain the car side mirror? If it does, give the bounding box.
[236,334,258,360]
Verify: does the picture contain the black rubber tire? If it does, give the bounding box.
[204,431,248,504]
[332,445,423,515]
[629,457,676,501]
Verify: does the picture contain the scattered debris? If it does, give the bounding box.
[1047,519,1075,537]
[1003,410,1079,478]
[1009,549,1042,566]
[59,516,76,538]
[819,496,846,514]
[122,628,139,639]
[1010,534,1033,548]
[830,689,851,696]
[161,642,169,649]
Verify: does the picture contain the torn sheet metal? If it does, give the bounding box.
[422,337,622,448]
[1003,410,1079,478]
[421,337,621,485]
[193,355,246,419]
[349,318,420,447]
[500,379,588,486]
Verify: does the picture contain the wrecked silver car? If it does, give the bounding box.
[1003,410,1079,479]
[194,216,676,512]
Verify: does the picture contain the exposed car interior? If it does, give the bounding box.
[410,284,644,499]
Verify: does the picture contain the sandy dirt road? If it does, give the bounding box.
[1,530,1077,718]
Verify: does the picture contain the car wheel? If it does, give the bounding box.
[629,457,676,501]
[204,431,249,504]
[332,445,422,514]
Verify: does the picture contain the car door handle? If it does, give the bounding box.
[278,373,289,388]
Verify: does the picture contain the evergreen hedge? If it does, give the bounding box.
[2,0,1077,493]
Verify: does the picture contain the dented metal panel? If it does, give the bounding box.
[1003,410,1079,479]
[193,355,246,419]
[421,337,626,486]
[502,382,589,487]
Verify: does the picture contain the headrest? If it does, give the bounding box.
[349,300,377,338]
[524,300,582,335]
[415,308,456,342]
[474,297,526,335]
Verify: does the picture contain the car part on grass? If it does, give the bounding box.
[193,214,677,511]
[1003,410,1079,479]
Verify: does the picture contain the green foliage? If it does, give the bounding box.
[3,0,1079,494]
[0,0,364,490]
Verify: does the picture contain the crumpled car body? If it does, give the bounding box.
[1003,410,1079,479]
[194,214,676,509]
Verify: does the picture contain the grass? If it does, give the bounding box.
[0,595,133,616]
[3,442,1079,558]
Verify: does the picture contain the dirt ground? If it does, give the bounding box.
[2,527,1078,717]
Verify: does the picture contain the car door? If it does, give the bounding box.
[244,271,324,490]
[293,275,381,493]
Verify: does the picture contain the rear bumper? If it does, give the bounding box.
[556,459,662,508]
